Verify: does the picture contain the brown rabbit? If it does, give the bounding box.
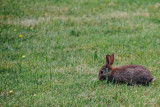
[98,54,155,85]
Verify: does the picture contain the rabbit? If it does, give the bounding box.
[98,54,155,85]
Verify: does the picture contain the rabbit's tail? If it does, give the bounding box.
[149,78,156,82]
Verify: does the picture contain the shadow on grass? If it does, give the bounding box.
[94,79,154,87]
[0,67,15,74]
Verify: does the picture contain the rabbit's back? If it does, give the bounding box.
[111,65,153,84]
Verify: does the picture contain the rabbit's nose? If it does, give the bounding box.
[100,71,103,74]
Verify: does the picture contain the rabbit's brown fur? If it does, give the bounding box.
[98,54,155,85]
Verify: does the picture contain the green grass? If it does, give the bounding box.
[0,0,160,106]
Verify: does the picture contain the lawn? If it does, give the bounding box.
[0,0,160,106]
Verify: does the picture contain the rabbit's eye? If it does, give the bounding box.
[100,71,103,74]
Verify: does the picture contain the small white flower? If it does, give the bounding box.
[9,90,13,93]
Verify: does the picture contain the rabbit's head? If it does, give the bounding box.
[98,54,114,80]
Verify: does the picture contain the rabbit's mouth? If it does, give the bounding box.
[100,76,106,80]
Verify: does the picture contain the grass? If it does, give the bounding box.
[0,0,160,106]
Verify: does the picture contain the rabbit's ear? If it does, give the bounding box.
[110,54,114,65]
[106,55,111,68]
